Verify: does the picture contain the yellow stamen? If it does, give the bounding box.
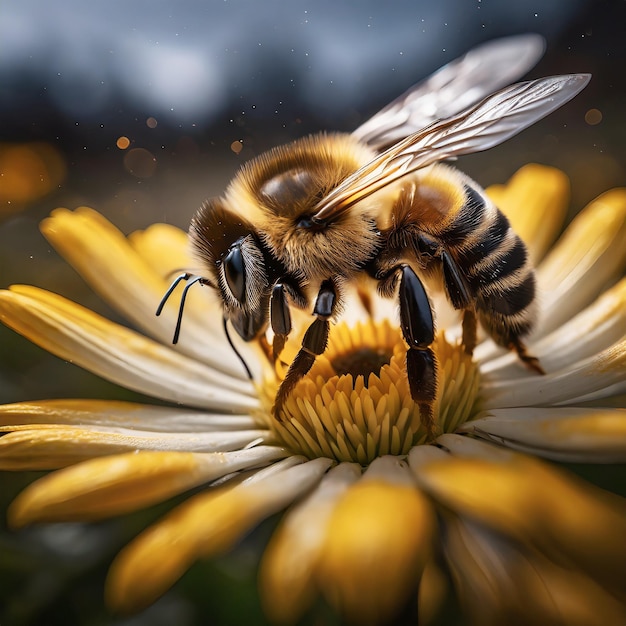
[258,319,481,464]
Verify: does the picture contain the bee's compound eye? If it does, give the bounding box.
[223,245,246,303]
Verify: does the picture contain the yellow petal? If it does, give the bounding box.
[128,223,194,280]
[8,446,287,525]
[486,164,570,264]
[41,207,171,327]
[0,286,257,410]
[106,457,332,613]
[461,407,626,462]
[443,516,626,626]
[417,559,448,626]
[259,462,362,624]
[316,457,435,625]
[0,427,148,470]
[0,399,258,431]
[537,188,626,336]
[41,208,246,378]
[414,452,626,603]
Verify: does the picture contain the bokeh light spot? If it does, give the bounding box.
[584,108,603,125]
[230,140,243,154]
[0,143,66,215]
[116,136,131,150]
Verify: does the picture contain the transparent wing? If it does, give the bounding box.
[353,34,546,151]
[314,74,590,223]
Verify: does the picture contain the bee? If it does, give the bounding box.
[158,35,590,433]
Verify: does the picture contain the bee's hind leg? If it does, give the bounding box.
[510,336,545,375]
[461,309,477,356]
[272,280,336,419]
[437,247,478,356]
[415,235,477,357]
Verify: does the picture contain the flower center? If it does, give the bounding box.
[330,347,392,384]
[257,319,481,465]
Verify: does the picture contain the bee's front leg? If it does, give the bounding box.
[272,279,336,419]
[270,283,291,361]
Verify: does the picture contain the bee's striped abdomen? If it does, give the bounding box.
[451,185,537,345]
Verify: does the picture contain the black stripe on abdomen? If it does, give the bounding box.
[467,237,528,290]
[457,209,510,268]
[484,272,536,316]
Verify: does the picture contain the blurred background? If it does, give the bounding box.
[0,0,624,624]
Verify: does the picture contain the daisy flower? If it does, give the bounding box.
[0,164,625,625]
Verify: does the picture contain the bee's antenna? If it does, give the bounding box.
[223,316,253,380]
[156,272,192,317]
[157,272,212,344]
[172,276,206,344]
[157,272,251,377]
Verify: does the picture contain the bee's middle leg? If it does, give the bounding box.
[270,283,291,361]
[380,264,438,435]
[272,279,336,419]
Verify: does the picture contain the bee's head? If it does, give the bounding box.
[189,199,271,341]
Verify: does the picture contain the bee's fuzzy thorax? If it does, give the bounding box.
[223,133,381,280]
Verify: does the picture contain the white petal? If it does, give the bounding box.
[105,455,333,613]
[482,339,626,409]
[407,444,450,471]
[279,462,362,516]
[242,455,334,488]
[434,433,516,461]
[0,399,259,432]
[0,426,277,470]
[460,407,626,462]
[362,454,416,486]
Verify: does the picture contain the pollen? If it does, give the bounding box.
[257,319,481,465]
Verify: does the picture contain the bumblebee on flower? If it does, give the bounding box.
[0,36,625,625]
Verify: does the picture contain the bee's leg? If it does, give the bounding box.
[270,283,291,361]
[415,234,477,355]
[461,309,477,356]
[438,247,480,356]
[273,280,336,419]
[381,264,438,435]
[510,337,546,375]
[439,249,471,309]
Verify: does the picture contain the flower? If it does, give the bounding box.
[1,164,626,624]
